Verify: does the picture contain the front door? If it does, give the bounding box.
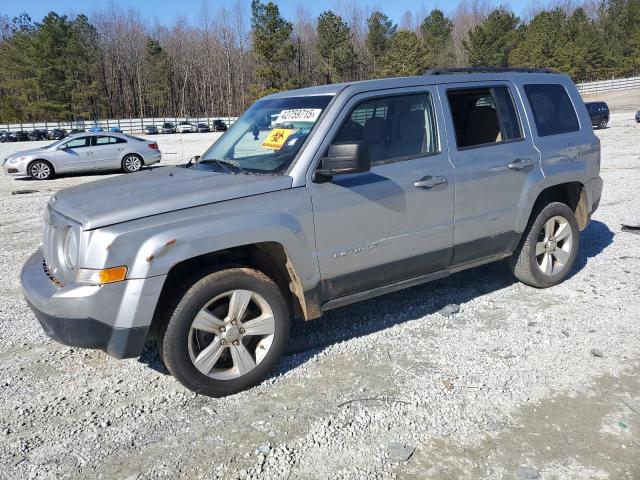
[307,88,455,301]
[54,136,94,172]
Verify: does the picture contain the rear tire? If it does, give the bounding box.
[161,268,290,397]
[28,160,53,180]
[598,117,607,129]
[508,202,580,288]
[122,154,143,173]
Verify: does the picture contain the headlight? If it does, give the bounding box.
[62,227,79,269]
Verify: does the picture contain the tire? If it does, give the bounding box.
[122,154,143,173]
[161,268,290,397]
[598,117,607,129]
[28,160,54,180]
[508,202,580,288]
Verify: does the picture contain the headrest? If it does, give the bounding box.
[363,116,385,143]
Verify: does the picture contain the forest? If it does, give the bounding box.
[0,0,639,122]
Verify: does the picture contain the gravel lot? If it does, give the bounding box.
[0,116,639,480]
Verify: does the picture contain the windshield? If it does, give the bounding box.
[193,95,332,175]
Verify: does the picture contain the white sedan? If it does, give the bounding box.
[3,132,161,180]
[176,122,197,133]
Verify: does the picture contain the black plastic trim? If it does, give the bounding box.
[27,300,148,359]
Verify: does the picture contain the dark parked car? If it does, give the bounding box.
[635,110,640,123]
[212,119,228,132]
[0,131,13,142]
[585,101,609,129]
[13,131,29,141]
[196,123,210,133]
[69,128,85,135]
[161,122,175,134]
[28,129,49,141]
[143,125,159,135]
[48,128,68,140]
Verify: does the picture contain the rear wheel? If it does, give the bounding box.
[508,202,580,288]
[161,268,290,397]
[598,117,607,129]
[122,154,143,173]
[28,160,53,180]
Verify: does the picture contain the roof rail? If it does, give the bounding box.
[424,67,557,75]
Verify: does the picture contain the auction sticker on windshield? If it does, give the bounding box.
[261,128,295,150]
[275,108,322,125]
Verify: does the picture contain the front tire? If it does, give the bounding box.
[161,268,290,397]
[122,154,143,173]
[508,202,580,288]
[28,160,53,180]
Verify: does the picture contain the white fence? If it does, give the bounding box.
[576,75,640,95]
[0,116,238,134]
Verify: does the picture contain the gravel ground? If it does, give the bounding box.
[0,114,639,480]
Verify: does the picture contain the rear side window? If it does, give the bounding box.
[447,86,522,149]
[524,84,579,137]
[333,93,439,166]
[94,136,126,145]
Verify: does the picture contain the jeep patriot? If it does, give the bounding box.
[21,68,604,396]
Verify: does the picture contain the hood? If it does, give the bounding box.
[50,166,293,230]
[7,146,49,159]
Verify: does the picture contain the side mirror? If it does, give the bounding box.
[313,142,370,183]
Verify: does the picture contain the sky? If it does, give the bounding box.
[3,0,535,26]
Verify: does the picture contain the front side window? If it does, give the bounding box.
[524,84,579,137]
[332,93,438,166]
[195,95,332,175]
[63,137,90,149]
[447,86,523,149]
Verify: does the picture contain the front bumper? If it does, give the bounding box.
[20,248,166,358]
[3,161,27,176]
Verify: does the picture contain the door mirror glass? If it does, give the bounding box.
[314,141,370,182]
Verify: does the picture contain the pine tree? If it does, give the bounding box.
[250,0,295,92]
[420,9,454,68]
[366,11,396,75]
[316,11,354,83]
[378,30,427,77]
[463,7,520,67]
[509,9,566,71]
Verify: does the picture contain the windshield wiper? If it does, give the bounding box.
[199,158,244,173]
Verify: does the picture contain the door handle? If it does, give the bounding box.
[508,158,533,170]
[414,175,447,189]
[86,151,93,155]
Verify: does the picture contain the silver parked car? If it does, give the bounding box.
[3,132,161,180]
[21,68,603,397]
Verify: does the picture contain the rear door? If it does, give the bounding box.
[307,86,455,301]
[91,135,127,170]
[438,81,542,266]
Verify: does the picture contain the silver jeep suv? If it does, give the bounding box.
[21,68,603,397]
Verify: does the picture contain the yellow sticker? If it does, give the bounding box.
[261,128,294,150]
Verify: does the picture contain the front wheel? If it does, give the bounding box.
[161,268,290,397]
[122,154,143,173]
[28,160,53,180]
[508,202,580,288]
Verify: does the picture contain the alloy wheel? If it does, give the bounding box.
[535,215,573,276]
[124,155,142,172]
[187,289,276,380]
[30,162,51,179]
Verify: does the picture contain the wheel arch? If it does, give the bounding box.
[526,181,589,231]
[146,241,313,341]
[27,158,55,176]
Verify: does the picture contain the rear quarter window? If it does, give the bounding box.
[524,84,580,137]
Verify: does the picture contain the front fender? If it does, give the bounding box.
[81,188,319,290]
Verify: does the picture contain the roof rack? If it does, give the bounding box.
[424,67,557,75]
